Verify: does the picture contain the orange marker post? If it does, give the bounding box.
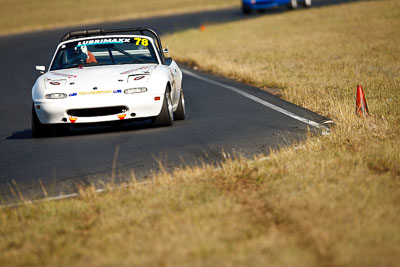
[356,85,369,116]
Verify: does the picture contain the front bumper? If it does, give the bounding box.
[33,93,164,124]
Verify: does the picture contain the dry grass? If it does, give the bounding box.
[1,1,400,266]
[0,0,238,36]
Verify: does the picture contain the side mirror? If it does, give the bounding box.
[36,66,45,74]
[163,46,169,58]
[164,57,172,66]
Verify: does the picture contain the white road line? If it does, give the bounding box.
[3,192,78,208]
[182,69,330,133]
[1,181,155,209]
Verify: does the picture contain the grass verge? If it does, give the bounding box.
[0,0,238,36]
[1,1,399,266]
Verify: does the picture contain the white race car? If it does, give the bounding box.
[32,28,185,137]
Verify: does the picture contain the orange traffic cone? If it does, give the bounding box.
[200,25,206,32]
[356,85,369,116]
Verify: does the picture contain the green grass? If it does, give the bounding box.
[1,1,400,266]
[0,0,238,36]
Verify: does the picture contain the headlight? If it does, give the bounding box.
[45,93,67,99]
[124,87,147,94]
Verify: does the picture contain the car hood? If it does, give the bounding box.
[43,64,157,90]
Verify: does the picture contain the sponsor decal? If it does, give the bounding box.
[51,72,77,78]
[134,75,145,81]
[113,90,122,94]
[69,93,77,97]
[120,66,150,75]
[78,90,112,95]
[117,114,126,120]
[69,117,77,123]
[77,38,131,47]
[49,81,60,85]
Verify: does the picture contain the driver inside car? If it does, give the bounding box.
[69,46,87,64]
[69,46,97,64]
[81,45,97,64]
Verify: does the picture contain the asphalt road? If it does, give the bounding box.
[0,1,347,203]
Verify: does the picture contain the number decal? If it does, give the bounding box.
[141,39,148,46]
[133,38,149,46]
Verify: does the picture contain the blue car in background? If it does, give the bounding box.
[242,0,312,14]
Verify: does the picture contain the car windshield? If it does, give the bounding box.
[50,37,158,71]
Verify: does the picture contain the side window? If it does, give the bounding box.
[51,50,66,70]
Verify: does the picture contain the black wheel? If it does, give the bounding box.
[32,105,51,138]
[152,87,173,127]
[288,0,298,9]
[242,4,251,14]
[301,0,311,8]
[173,90,185,120]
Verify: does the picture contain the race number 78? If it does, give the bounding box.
[134,38,149,46]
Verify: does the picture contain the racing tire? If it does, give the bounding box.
[152,88,173,127]
[173,90,185,121]
[242,4,252,14]
[302,0,312,8]
[32,105,51,138]
[288,0,298,9]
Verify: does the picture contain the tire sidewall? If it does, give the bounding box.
[152,87,173,127]
[290,0,298,9]
[173,90,185,120]
[303,0,311,7]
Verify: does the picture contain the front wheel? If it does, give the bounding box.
[32,105,50,138]
[152,88,173,127]
[173,90,185,120]
[302,0,312,8]
[288,0,298,9]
